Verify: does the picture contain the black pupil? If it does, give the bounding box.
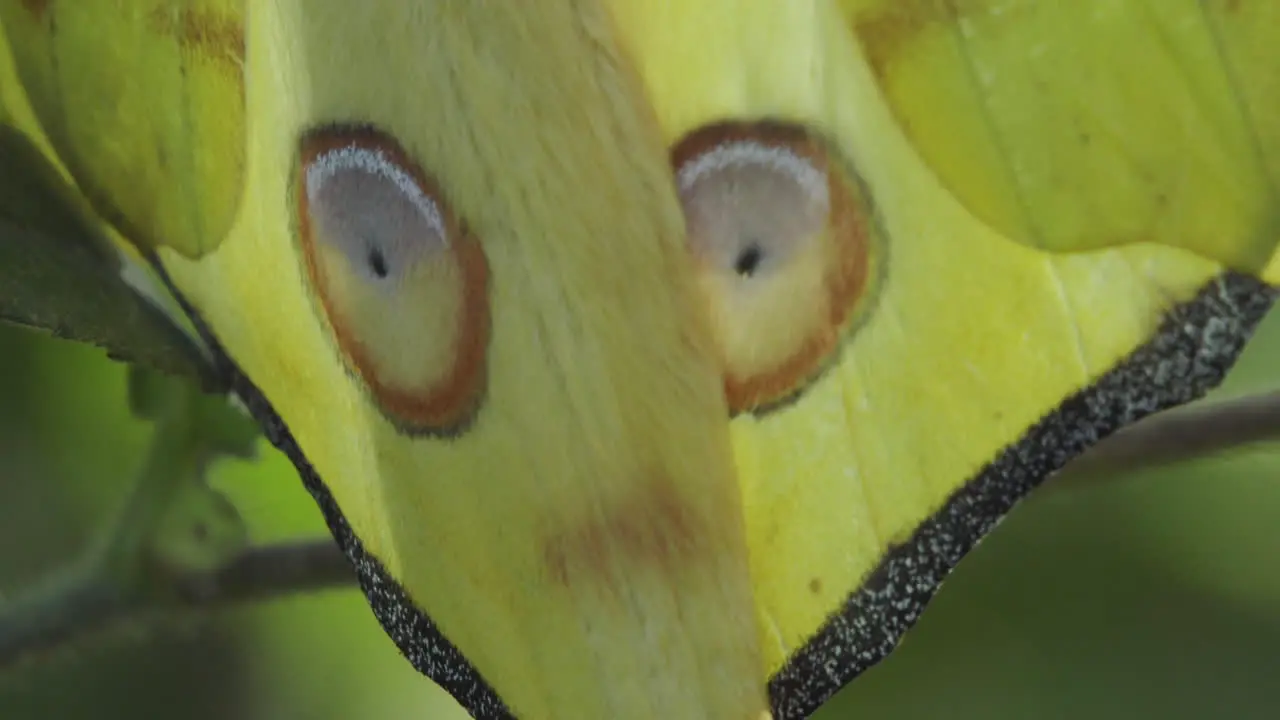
[367,246,389,278]
[735,244,763,277]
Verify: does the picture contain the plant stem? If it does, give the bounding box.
[1055,389,1280,487]
[0,539,350,671]
[0,380,350,671]
[172,539,352,607]
[0,562,125,669]
[98,382,198,592]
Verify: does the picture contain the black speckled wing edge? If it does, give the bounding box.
[230,363,514,719]
[150,259,512,719]
[161,260,1274,720]
[766,272,1278,720]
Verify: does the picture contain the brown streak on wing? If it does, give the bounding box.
[542,473,711,599]
[18,0,52,20]
[147,6,245,69]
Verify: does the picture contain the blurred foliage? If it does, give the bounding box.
[0,324,456,719]
[1,310,1279,719]
[0,127,212,387]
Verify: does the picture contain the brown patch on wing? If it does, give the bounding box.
[147,6,245,69]
[18,0,52,20]
[542,473,714,598]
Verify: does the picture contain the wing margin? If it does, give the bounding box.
[767,271,1276,719]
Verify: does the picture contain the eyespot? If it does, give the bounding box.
[672,122,880,414]
[297,125,489,433]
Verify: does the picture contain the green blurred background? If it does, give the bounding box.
[1,309,1279,720]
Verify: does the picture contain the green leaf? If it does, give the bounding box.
[0,125,218,388]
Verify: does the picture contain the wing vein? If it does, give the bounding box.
[1046,258,1091,378]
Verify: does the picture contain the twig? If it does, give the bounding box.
[0,563,126,670]
[172,539,352,607]
[0,540,350,670]
[1054,389,1280,487]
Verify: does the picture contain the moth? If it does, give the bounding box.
[2,1,1277,718]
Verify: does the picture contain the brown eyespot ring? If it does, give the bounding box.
[297,125,489,434]
[672,121,881,414]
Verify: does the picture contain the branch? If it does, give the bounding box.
[0,564,125,670]
[1054,389,1280,486]
[0,540,350,670]
[172,539,352,607]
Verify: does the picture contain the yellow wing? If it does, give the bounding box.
[0,0,245,258]
[4,2,1279,720]
[101,3,768,719]
[840,0,1280,270]
[613,0,1280,715]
